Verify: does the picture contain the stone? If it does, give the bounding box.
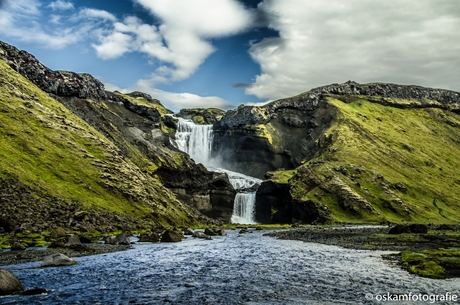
[161,230,183,242]
[41,253,76,267]
[138,233,160,242]
[182,229,194,235]
[192,231,211,239]
[0,269,24,295]
[50,227,66,239]
[10,242,26,251]
[64,234,81,247]
[204,228,218,236]
[239,228,248,234]
[105,233,131,245]
[79,235,93,243]
[215,229,227,236]
[408,224,428,234]
[388,225,411,234]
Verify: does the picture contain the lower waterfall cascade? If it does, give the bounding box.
[173,117,261,224]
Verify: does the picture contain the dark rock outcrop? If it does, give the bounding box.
[0,269,24,295]
[0,41,106,100]
[161,230,183,242]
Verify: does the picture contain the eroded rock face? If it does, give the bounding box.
[155,165,236,223]
[213,99,338,179]
[213,81,460,179]
[0,269,24,295]
[178,108,226,124]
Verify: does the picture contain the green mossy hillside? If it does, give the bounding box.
[288,97,460,224]
[0,60,199,228]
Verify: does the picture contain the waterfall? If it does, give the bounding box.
[231,193,257,224]
[174,117,261,224]
[175,118,213,166]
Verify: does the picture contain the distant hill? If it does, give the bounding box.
[213,81,460,224]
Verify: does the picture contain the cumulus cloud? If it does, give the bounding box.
[93,0,254,83]
[105,81,234,111]
[247,0,460,100]
[48,0,74,11]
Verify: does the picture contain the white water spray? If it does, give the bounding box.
[174,117,260,224]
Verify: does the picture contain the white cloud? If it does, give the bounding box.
[93,0,254,83]
[248,0,460,100]
[48,0,74,11]
[79,8,116,22]
[92,32,132,59]
[0,0,115,49]
[105,80,233,111]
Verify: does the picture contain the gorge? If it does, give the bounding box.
[1,38,460,232]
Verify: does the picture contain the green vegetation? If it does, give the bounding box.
[287,97,460,224]
[401,248,460,278]
[0,60,198,227]
[114,91,172,117]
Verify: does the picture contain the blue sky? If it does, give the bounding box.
[1,0,460,111]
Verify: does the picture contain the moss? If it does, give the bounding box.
[289,96,460,224]
[114,92,171,117]
[267,169,296,184]
[401,248,460,278]
[0,59,198,226]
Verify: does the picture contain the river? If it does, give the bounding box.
[2,230,457,304]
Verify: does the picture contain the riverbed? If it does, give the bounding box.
[1,230,458,304]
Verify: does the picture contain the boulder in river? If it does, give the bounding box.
[161,230,183,242]
[204,228,218,236]
[105,233,131,245]
[138,233,160,242]
[0,269,24,295]
[41,253,76,267]
[192,231,212,240]
[183,229,194,235]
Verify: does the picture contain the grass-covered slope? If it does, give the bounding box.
[0,59,199,230]
[288,96,460,224]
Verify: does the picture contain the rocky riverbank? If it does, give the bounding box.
[265,224,460,251]
[0,244,130,266]
[266,224,460,278]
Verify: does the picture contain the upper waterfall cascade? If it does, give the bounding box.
[174,117,261,224]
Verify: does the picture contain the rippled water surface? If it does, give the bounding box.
[2,230,458,304]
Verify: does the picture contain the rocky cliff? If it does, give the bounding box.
[0,40,235,232]
[213,81,460,224]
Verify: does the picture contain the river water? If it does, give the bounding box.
[2,230,458,305]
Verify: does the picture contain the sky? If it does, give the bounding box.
[1,0,460,112]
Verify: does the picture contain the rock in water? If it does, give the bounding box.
[138,233,160,242]
[161,230,183,242]
[0,269,24,295]
[41,253,76,267]
[105,233,131,245]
